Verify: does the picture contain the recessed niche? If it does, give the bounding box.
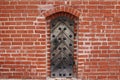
[51,16,75,78]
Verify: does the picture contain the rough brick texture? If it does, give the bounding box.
[0,0,120,80]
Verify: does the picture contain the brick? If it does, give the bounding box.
[35,30,45,33]
[86,6,98,9]
[22,34,32,37]
[3,38,13,41]
[108,76,118,79]
[16,58,26,60]
[26,26,35,29]
[54,1,64,5]
[29,1,40,4]
[23,42,33,45]
[26,18,36,21]
[6,30,16,33]
[15,18,25,21]
[0,1,120,79]
[99,54,109,57]
[11,34,21,37]
[0,18,8,21]
[72,1,82,5]
[0,13,9,17]
[12,42,22,45]
[110,54,120,57]
[27,58,37,61]
[79,29,89,32]
[14,26,25,29]
[15,6,26,9]
[116,6,120,9]
[18,1,29,5]
[100,10,111,13]
[100,1,116,5]
[89,1,99,4]
[27,13,38,17]
[0,69,9,71]
[4,22,16,25]
[22,22,33,25]
[0,34,10,38]
[1,42,11,45]
[27,6,38,9]
[83,18,94,21]
[10,13,21,17]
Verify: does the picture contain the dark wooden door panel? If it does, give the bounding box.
[51,16,74,78]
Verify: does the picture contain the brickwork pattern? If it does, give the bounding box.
[0,0,120,80]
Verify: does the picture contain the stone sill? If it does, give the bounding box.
[47,77,77,80]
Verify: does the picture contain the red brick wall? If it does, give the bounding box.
[0,0,120,80]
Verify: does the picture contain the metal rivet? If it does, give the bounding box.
[52,35,55,37]
[69,35,72,38]
[69,54,72,56]
[52,74,55,76]
[58,38,61,40]
[58,27,61,30]
[63,74,66,76]
[63,47,66,50]
[70,23,73,26]
[69,44,72,46]
[63,37,66,40]
[64,27,66,30]
[52,54,55,56]
[58,47,61,50]
[69,73,72,76]
[59,74,62,76]
[63,57,66,60]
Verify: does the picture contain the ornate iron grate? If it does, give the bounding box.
[50,16,75,78]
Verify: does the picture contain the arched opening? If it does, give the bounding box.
[45,12,79,79]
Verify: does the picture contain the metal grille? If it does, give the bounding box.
[50,16,75,78]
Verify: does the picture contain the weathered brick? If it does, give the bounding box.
[0,0,119,80]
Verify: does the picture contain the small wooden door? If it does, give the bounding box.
[50,16,75,78]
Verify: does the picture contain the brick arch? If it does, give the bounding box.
[43,6,80,79]
[43,6,80,18]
